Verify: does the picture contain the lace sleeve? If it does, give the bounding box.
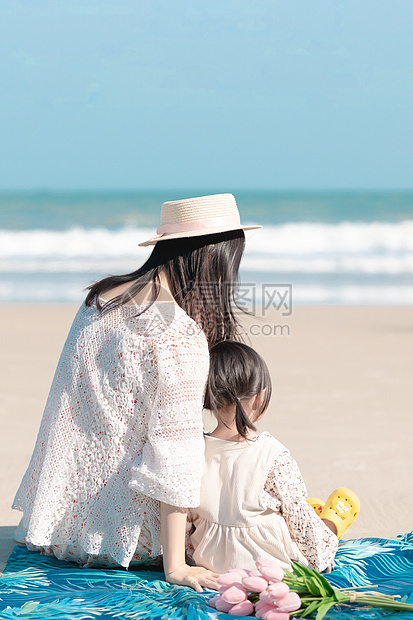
[129,320,209,508]
[262,451,338,572]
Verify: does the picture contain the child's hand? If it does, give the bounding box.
[165,563,219,592]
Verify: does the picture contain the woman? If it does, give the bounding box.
[12,193,261,592]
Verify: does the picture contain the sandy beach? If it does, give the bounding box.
[1,304,412,573]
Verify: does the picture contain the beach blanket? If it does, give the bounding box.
[1,533,413,619]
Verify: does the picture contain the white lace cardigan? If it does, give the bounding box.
[13,301,209,568]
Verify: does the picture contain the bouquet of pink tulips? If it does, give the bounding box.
[208,557,301,618]
[208,556,413,619]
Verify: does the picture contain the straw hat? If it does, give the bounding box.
[138,193,261,247]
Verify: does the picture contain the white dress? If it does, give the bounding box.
[188,433,338,573]
[13,301,209,568]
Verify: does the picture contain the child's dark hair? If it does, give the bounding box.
[204,341,272,439]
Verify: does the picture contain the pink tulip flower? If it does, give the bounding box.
[258,563,284,581]
[274,591,302,612]
[249,569,270,580]
[242,575,268,592]
[262,611,290,620]
[256,603,289,619]
[215,597,234,613]
[228,568,251,578]
[259,591,276,605]
[256,556,282,568]
[266,581,290,599]
[255,601,275,615]
[221,584,248,604]
[207,595,220,609]
[259,586,290,605]
[217,572,243,587]
[228,600,255,616]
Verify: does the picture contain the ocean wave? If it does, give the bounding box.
[1,276,413,305]
[1,222,413,275]
[242,256,413,274]
[2,256,413,275]
[245,220,413,254]
[0,226,151,258]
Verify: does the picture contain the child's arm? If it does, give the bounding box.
[160,502,219,591]
[262,451,338,573]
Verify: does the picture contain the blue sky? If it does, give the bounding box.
[1,0,412,190]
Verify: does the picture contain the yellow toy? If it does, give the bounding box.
[307,487,360,539]
[306,497,325,516]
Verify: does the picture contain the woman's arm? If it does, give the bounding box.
[129,318,218,589]
[160,502,219,591]
[129,323,209,509]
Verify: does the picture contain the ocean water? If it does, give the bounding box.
[1,190,413,305]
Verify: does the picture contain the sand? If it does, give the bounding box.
[1,304,412,573]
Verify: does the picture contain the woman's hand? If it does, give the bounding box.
[166,563,219,592]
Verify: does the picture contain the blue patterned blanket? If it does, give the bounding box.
[1,533,413,619]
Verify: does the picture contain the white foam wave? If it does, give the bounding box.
[242,256,413,274]
[246,220,413,254]
[0,226,151,258]
[292,285,413,305]
[1,222,413,275]
[1,278,413,305]
[2,256,413,275]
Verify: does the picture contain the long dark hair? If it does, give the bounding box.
[204,340,272,439]
[85,230,246,345]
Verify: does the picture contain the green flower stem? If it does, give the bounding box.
[343,593,413,611]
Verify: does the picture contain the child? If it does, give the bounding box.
[187,341,359,574]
